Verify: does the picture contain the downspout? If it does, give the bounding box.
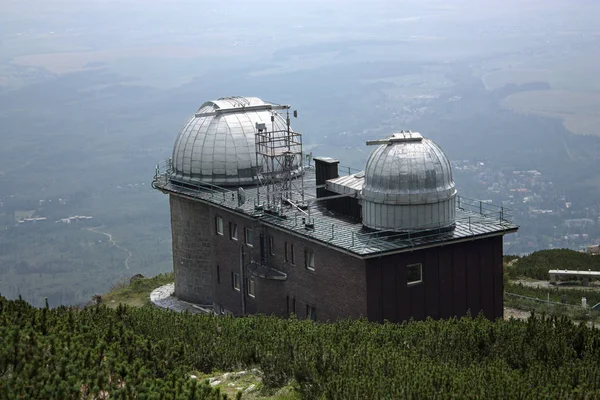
[240,244,246,315]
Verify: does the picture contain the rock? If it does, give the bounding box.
[245,384,256,393]
[210,380,221,387]
[190,375,198,380]
[129,274,145,284]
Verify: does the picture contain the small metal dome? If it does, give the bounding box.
[362,131,457,232]
[171,96,301,186]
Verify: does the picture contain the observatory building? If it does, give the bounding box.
[153,96,518,322]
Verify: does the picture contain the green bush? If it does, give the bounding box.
[509,249,600,280]
[505,282,600,307]
[3,296,600,398]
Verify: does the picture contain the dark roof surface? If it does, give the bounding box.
[153,168,518,259]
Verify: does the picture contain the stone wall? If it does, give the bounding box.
[169,195,214,305]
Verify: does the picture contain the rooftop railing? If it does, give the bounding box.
[153,158,517,255]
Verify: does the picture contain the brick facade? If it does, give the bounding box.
[170,194,504,322]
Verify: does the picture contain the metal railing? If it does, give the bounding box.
[153,158,517,254]
[504,292,600,321]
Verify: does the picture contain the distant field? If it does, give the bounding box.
[10,44,247,74]
[14,210,35,221]
[502,90,600,136]
[482,69,552,91]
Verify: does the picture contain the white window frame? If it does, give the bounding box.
[230,222,238,241]
[406,263,423,286]
[233,272,241,291]
[247,279,255,298]
[305,248,315,271]
[215,216,224,235]
[245,228,253,247]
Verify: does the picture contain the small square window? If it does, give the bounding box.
[232,272,240,291]
[306,305,317,321]
[247,279,255,298]
[305,249,315,271]
[407,263,422,285]
[215,216,223,235]
[229,222,238,240]
[245,228,254,247]
[269,236,275,256]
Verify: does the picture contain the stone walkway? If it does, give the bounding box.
[150,283,213,314]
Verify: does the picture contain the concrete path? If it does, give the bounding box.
[150,283,213,314]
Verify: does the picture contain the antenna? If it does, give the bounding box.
[254,103,305,213]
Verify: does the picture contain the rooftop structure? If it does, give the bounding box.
[362,131,456,233]
[171,96,302,187]
[154,166,515,258]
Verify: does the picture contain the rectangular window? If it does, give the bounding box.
[284,242,289,262]
[232,272,240,291]
[229,222,238,240]
[306,305,317,321]
[247,279,255,298]
[215,216,224,235]
[291,244,295,265]
[269,236,275,255]
[305,249,315,271]
[407,263,423,285]
[245,228,253,247]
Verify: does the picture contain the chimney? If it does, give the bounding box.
[313,157,339,198]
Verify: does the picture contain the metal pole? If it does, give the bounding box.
[240,244,246,316]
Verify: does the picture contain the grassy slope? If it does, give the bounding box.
[100,272,173,308]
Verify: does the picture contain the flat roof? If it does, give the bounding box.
[153,168,518,259]
[549,270,600,277]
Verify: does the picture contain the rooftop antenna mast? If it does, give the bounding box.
[254,104,305,214]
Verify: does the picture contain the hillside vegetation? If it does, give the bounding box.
[100,273,173,308]
[507,249,600,280]
[3,297,600,398]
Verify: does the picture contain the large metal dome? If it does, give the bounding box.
[362,131,457,232]
[171,96,301,186]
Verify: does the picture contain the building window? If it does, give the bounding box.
[269,236,275,255]
[229,222,238,240]
[247,279,255,298]
[215,216,224,235]
[216,265,220,284]
[306,305,317,321]
[232,272,240,291]
[407,263,423,285]
[245,228,253,247]
[284,242,289,262]
[305,249,315,271]
[290,244,295,265]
